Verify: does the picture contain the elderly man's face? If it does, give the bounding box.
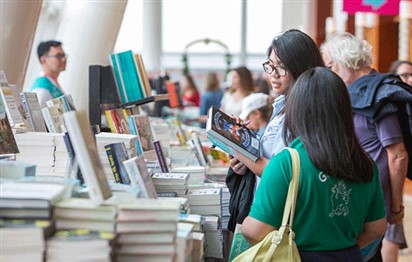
[322,50,352,86]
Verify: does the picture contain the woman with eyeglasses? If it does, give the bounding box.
[226,29,324,237]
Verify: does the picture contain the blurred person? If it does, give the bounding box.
[321,32,411,262]
[31,40,67,108]
[238,93,272,136]
[181,74,200,107]
[389,60,412,86]
[220,66,254,116]
[194,72,224,128]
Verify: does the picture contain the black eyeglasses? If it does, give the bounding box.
[46,53,67,59]
[262,61,287,76]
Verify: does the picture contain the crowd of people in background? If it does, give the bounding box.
[175,29,411,262]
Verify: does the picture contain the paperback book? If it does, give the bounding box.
[206,106,260,162]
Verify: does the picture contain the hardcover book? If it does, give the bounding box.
[206,106,260,162]
[20,92,47,132]
[63,111,112,205]
[63,132,84,184]
[104,142,131,185]
[127,114,154,152]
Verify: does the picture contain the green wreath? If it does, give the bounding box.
[182,38,232,79]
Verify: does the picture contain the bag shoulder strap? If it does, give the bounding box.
[282,148,300,228]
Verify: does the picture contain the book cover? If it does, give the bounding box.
[42,105,65,133]
[122,155,157,198]
[128,114,154,152]
[20,92,47,132]
[165,81,181,108]
[206,106,260,162]
[153,140,169,173]
[0,71,24,126]
[63,132,85,184]
[9,84,33,131]
[127,116,144,156]
[0,97,19,154]
[110,50,145,104]
[134,53,152,97]
[63,111,112,205]
[104,142,131,185]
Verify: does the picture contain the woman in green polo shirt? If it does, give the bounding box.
[241,67,387,260]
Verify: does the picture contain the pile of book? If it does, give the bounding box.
[14,132,56,176]
[152,172,189,197]
[46,229,114,262]
[185,188,222,217]
[171,166,206,185]
[0,218,53,262]
[53,134,70,176]
[203,215,224,259]
[116,199,180,262]
[53,198,116,233]
[0,181,67,261]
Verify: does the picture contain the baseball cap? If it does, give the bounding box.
[239,93,269,120]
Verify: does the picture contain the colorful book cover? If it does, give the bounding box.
[127,116,144,156]
[0,97,19,154]
[104,142,130,185]
[206,106,260,162]
[110,50,145,104]
[0,71,24,126]
[128,114,154,152]
[153,140,169,173]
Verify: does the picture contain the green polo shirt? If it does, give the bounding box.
[249,138,386,251]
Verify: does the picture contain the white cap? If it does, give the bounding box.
[239,93,269,120]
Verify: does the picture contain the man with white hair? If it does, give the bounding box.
[321,32,411,262]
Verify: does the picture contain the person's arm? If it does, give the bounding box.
[386,142,408,224]
[234,153,269,177]
[356,218,387,248]
[241,216,276,245]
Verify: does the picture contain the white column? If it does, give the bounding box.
[240,0,247,65]
[23,1,66,92]
[56,1,127,113]
[281,0,314,35]
[142,0,162,72]
[399,0,412,60]
[0,0,42,91]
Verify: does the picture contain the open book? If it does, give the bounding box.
[206,106,260,162]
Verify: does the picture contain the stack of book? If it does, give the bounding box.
[152,172,190,197]
[191,231,205,262]
[206,166,230,182]
[46,229,114,262]
[0,218,53,262]
[185,188,222,217]
[171,166,206,185]
[175,222,194,262]
[95,132,138,180]
[53,133,70,177]
[53,198,116,233]
[0,181,67,220]
[116,199,180,262]
[203,215,224,259]
[159,197,191,214]
[14,132,56,176]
